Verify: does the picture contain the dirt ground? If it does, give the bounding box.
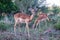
[0,28,60,40]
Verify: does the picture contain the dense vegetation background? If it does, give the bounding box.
[0,0,60,40]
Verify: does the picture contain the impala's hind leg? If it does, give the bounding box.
[18,22,21,33]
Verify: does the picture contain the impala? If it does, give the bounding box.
[14,8,35,37]
[33,12,50,29]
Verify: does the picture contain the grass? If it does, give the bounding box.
[0,15,60,40]
[0,22,11,31]
[54,21,60,30]
[0,26,60,40]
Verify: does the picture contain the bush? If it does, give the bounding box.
[0,0,19,14]
[0,15,4,20]
[0,22,10,31]
[54,22,60,30]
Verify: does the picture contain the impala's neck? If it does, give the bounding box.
[30,13,35,20]
[29,8,35,20]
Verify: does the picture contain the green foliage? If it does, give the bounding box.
[15,0,38,13]
[0,22,10,31]
[0,0,18,14]
[54,22,60,30]
[52,6,60,14]
[40,6,49,13]
[0,15,4,20]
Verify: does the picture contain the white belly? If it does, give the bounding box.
[18,18,25,23]
[41,18,46,21]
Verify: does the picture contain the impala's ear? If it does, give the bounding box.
[28,8,35,13]
[34,7,38,12]
[28,7,32,11]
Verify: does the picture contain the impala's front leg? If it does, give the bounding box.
[14,22,17,36]
[26,22,30,37]
[35,20,40,30]
[33,19,38,29]
[32,22,36,29]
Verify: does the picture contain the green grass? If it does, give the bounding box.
[0,22,11,31]
[54,22,60,30]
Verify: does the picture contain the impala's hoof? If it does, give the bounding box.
[28,34,30,38]
[14,34,17,36]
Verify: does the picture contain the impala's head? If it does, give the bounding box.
[28,7,36,15]
[28,7,36,20]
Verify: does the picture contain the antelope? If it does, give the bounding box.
[14,8,35,37]
[33,12,50,29]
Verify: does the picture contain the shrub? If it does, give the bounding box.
[0,22,10,31]
[54,22,60,30]
[0,15,4,20]
[0,0,18,14]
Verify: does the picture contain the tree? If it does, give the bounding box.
[14,0,38,13]
[52,6,60,14]
[0,0,18,14]
[39,6,49,13]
